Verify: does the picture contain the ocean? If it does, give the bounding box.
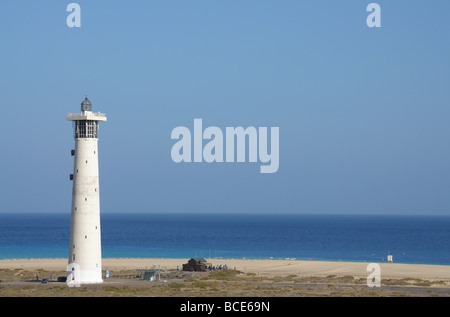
[0,213,449,265]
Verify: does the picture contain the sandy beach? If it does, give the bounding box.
[1,258,449,281]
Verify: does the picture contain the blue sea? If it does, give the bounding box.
[0,213,449,265]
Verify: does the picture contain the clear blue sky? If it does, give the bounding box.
[0,1,449,215]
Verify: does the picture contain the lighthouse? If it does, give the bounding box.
[67,97,107,284]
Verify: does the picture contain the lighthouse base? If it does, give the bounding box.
[67,265,104,285]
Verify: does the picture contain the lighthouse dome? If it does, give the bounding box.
[81,97,92,112]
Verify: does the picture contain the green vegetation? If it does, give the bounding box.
[203,268,242,280]
[0,268,448,297]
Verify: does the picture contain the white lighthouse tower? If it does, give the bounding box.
[67,97,107,284]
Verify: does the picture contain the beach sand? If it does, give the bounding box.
[1,258,449,281]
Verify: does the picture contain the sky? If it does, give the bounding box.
[0,1,449,215]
